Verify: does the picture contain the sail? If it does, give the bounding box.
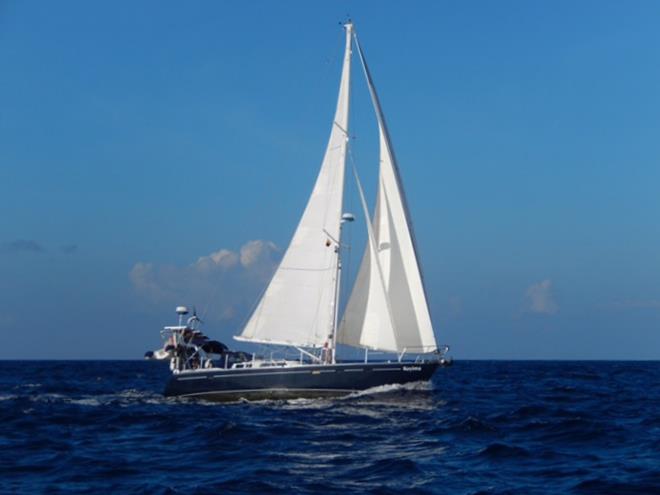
[338,34,437,353]
[339,166,398,351]
[236,24,353,348]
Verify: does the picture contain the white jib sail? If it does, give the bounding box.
[339,165,399,352]
[236,24,353,348]
[338,33,438,353]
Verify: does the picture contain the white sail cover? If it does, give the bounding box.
[236,25,353,348]
[338,35,437,353]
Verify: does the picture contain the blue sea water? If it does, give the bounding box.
[1,361,659,494]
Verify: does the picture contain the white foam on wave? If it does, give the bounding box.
[343,380,433,399]
[69,398,103,407]
[30,393,67,403]
[267,381,436,411]
[277,397,335,410]
[27,389,174,407]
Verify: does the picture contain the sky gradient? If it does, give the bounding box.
[1,1,660,359]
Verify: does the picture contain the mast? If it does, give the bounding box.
[328,21,353,364]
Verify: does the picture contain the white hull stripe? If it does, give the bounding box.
[181,388,355,397]
[210,370,311,379]
[176,365,412,380]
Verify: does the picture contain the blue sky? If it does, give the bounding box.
[1,1,659,359]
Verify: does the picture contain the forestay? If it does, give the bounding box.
[337,33,438,354]
[236,24,353,348]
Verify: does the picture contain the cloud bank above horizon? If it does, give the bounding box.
[130,240,280,325]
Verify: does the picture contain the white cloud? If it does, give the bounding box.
[130,262,172,301]
[525,279,558,315]
[129,240,279,323]
[240,240,277,268]
[195,249,239,272]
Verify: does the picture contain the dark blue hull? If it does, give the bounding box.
[164,361,440,401]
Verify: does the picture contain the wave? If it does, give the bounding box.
[205,380,436,409]
[342,380,433,399]
[451,416,498,434]
[573,477,660,494]
[478,442,532,460]
[17,389,174,408]
[2,360,659,494]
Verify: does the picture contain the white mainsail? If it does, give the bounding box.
[337,34,438,353]
[236,24,353,348]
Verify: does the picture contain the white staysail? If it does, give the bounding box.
[339,165,399,352]
[236,24,353,348]
[338,34,437,353]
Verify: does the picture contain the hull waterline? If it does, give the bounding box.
[164,361,440,401]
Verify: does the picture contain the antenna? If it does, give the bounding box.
[187,306,203,328]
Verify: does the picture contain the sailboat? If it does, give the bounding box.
[148,22,450,400]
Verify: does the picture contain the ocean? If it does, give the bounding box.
[1,360,658,494]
